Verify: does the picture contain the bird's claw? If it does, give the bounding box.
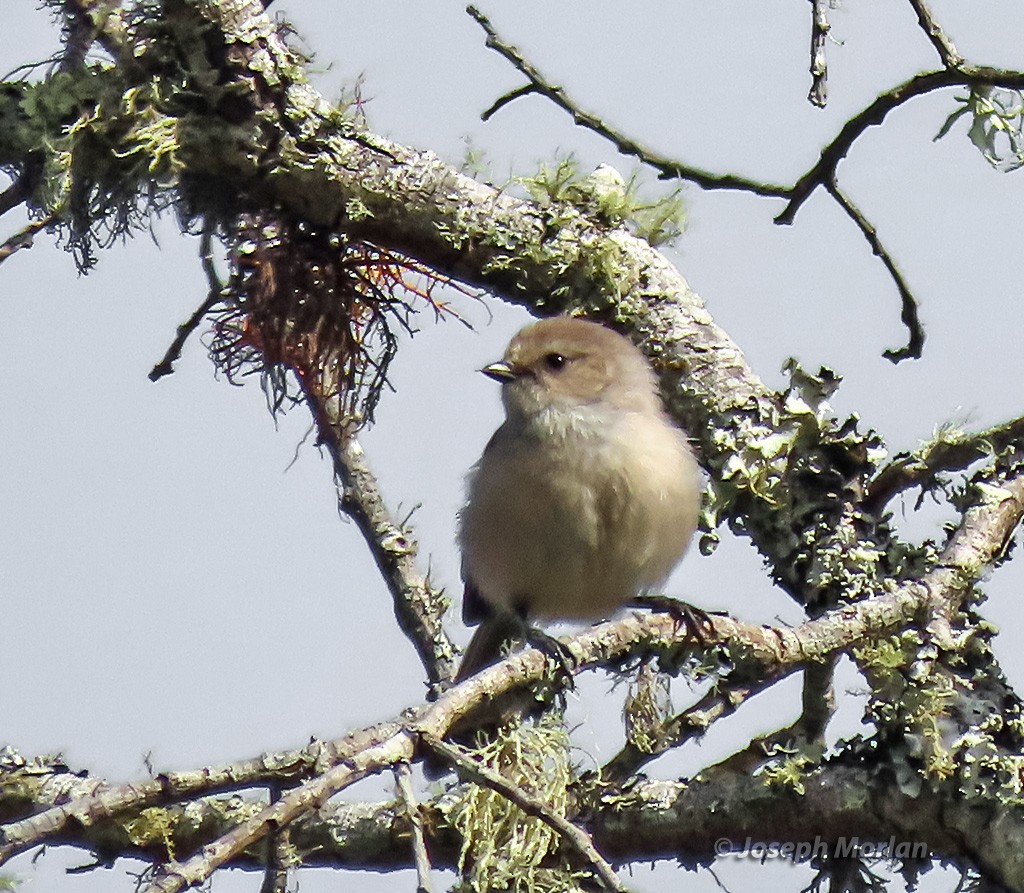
[525,627,577,690]
[632,595,721,644]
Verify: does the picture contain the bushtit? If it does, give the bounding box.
[456,317,701,681]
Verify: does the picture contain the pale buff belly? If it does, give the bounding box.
[460,413,699,620]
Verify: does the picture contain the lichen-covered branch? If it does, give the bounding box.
[866,415,1024,513]
[326,429,456,689]
[6,458,1023,881]
[7,750,1024,889]
[148,232,225,381]
[422,734,627,893]
[4,3,1024,889]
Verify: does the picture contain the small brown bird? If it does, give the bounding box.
[457,316,701,681]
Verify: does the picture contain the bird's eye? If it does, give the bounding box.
[543,353,567,371]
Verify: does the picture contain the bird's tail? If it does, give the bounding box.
[455,614,525,683]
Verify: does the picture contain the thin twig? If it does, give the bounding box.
[808,0,830,108]
[481,83,537,121]
[394,762,434,893]
[467,5,1024,363]
[0,216,53,267]
[774,66,1024,225]
[825,178,924,362]
[258,783,290,893]
[149,233,224,381]
[600,671,781,783]
[420,733,628,893]
[907,0,964,69]
[465,5,790,198]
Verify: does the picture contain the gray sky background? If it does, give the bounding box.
[2,2,1023,891]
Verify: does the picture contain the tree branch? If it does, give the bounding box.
[907,0,964,69]
[149,233,225,381]
[8,750,1024,887]
[465,5,791,198]
[600,669,788,784]
[466,4,1024,363]
[825,179,924,361]
[10,462,1023,880]
[421,734,627,893]
[0,216,53,267]
[808,0,831,108]
[393,762,433,893]
[329,432,456,690]
[865,415,1024,514]
[258,782,290,893]
[774,66,1024,225]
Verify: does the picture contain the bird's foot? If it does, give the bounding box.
[632,595,722,644]
[524,626,577,691]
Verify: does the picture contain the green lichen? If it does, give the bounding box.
[623,663,674,755]
[760,751,814,795]
[442,715,585,893]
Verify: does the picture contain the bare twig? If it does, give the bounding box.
[465,5,790,198]
[394,762,434,893]
[258,783,290,893]
[907,0,964,69]
[420,733,628,893]
[0,216,53,267]
[865,415,1024,513]
[808,0,830,108]
[825,178,924,361]
[149,233,225,381]
[481,83,537,120]
[774,67,1024,225]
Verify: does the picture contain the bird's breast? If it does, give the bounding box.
[460,408,699,621]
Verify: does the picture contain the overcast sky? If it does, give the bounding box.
[2,2,1023,891]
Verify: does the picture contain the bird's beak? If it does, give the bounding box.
[481,361,518,383]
